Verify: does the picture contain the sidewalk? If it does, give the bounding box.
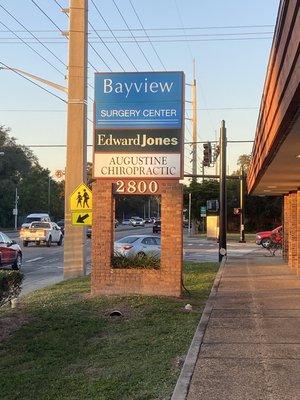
[173,249,300,400]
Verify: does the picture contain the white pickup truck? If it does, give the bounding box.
[20,221,63,247]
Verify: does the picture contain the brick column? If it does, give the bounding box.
[297,190,300,276]
[283,194,289,263]
[289,192,297,270]
[91,180,183,297]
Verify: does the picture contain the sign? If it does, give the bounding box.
[94,129,181,153]
[113,180,159,195]
[94,153,181,178]
[95,72,183,129]
[70,183,92,211]
[71,211,92,226]
[94,71,184,180]
[200,206,206,217]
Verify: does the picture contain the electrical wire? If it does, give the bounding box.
[30,0,64,33]
[90,0,138,71]
[128,0,166,71]
[112,0,154,70]
[0,24,276,34]
[0,61,66,103]
[88,40,112,71]
[0,4,66,68]
[174,0,193,61]
[88,21,125,71]
[0,20,65,77]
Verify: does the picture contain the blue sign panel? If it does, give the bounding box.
[95,72,183,129]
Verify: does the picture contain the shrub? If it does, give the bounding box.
[0,270,23,306]
[112,252,160,269]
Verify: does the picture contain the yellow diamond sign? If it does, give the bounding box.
[71,211,92,226]
[70,183,92,212]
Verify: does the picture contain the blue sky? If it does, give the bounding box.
[0,0,280,176]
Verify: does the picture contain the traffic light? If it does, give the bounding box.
[203,142,212,167]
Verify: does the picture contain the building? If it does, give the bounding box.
[248,0,300,273]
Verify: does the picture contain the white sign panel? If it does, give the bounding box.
[93,153,181,178]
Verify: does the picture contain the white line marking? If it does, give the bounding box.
[25,257,44,263]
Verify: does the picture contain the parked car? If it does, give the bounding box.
[56,219,65,235]
[130,217,145,227]
[153,219,161,234]
[256,225,282,248]
[114,235,161,257]
[21,213,51,228]
[20,221,63,247]
[0,232,22,270]
[122,219,132,225]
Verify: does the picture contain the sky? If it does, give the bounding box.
[0,0,280,178]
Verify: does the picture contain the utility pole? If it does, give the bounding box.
[64,0,87,278]
[191,59,198,181]
[219,120,227,262]
[239,169,246,243]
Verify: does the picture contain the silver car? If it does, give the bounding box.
[114,235,161,257]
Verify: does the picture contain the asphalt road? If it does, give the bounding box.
[5,225,258,296]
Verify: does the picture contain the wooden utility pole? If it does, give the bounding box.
[191,60,198,180]
[64,0,87,278]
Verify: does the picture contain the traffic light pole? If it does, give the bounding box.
[63,0,87,278]
[219,120,227,262]
[239,169,246,243]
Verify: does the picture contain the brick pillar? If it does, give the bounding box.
[297,191,300,276]
[91,180,114,295]
[91,180,183,297]
[289,192,297,270]
[283,194,290,263]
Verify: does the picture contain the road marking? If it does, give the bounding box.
[25,257,44,263]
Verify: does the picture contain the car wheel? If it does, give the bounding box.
[12,253,22,270]
[36,241,40,246]
[57,235,63,246]
[23,241,28,247]
[261,238,271,248]
[46,236,52,247]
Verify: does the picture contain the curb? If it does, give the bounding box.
[171,257,227,400]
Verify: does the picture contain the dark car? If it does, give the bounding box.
[56,220,65,235]
[153,220,161,234]
[0,232,22,270]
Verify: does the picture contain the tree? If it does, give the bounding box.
[0,126,64,227]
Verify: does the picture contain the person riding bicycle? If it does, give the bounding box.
[269,226,283,255]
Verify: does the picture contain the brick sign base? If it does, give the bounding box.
[91,180,183,297]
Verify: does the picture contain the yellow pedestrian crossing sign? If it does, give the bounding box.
[71,211,92,226]
[70,183,92,211]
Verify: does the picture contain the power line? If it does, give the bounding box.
[88,21,125,71]
[0,20,65,77]
[0,4,66,68]
[112,0,154,70]
[30,0,64,33]
[90,0,138,71]
[0,37,274,44]
[0,61,66,103]
[88,39,112,71]
[174,0,193,60]
[0,24,275,34]
[128,0,166,71]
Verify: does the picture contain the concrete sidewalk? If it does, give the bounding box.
[175,250,300,400]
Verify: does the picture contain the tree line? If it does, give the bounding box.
[0,126,64,228]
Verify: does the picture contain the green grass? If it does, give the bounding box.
[0,262,218,400]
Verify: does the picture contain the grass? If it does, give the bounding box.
[0,262,218,400]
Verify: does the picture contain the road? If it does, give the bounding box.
[6,226,258,296]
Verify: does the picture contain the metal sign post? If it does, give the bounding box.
[219,120,227,262]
